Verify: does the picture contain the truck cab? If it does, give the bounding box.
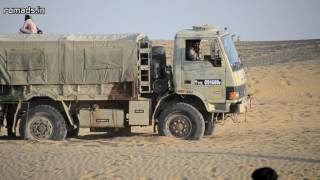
[155,25,248,139]
[173,25,247,113]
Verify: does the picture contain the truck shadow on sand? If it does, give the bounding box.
[0,135,22,140]
[70,132,158,140]
[0,132,158,141]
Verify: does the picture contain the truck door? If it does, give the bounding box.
[181,38,226,103]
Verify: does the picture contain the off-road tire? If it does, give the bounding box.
[19,105,67,140]
[158,103,205,140]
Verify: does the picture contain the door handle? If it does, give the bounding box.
[184,80,191,84]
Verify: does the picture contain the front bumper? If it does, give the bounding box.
[230,96,250,113]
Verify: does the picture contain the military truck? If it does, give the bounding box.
[0,25,247,140]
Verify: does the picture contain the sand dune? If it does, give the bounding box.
[0,40,320,179]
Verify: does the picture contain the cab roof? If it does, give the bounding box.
[175,25,223,39]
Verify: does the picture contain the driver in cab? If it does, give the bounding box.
[188,41,201,60]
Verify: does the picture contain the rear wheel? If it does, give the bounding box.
[158,103,205,140]
[19,105,67,140]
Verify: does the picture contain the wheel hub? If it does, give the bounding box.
[30,117,53,139]
[168,114,192,138]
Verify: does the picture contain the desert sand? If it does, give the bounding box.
[0,40,320,180]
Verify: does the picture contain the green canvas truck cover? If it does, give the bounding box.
[0,33,147,85]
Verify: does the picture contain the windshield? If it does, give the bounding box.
[221,35,240,65]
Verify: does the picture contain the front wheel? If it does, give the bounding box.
[19,105,67,140]
[158,103,205,140]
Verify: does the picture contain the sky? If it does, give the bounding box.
[0,0,319,41]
